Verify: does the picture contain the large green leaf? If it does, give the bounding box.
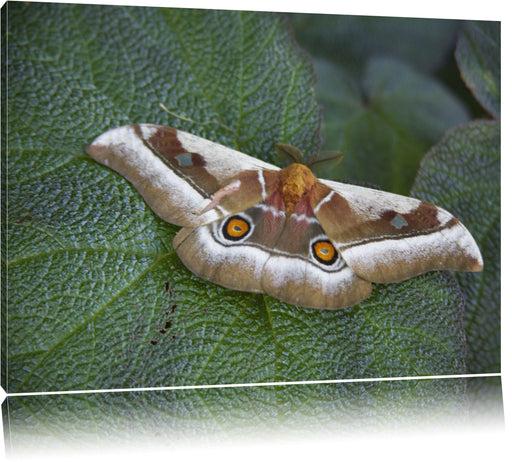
[4,4,469,396]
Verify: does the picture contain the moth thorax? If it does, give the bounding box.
[279,163,318,216]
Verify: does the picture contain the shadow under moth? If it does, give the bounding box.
[86,124,483,310]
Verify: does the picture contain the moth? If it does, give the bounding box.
[86,124,483,310]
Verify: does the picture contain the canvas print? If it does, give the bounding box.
[1,0,501,456]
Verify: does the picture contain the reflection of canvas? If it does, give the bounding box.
[4,377,504,455]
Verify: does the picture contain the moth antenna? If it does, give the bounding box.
[308,150,345,170]
[275,143,305,165]
[275,143,344,172]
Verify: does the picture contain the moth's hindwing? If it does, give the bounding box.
[173,204,372,309]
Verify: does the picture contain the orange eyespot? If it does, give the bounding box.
[312,239,338,265]
[222,216,251,241]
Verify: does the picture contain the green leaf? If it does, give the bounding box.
[5,3,467,400]
[290,14,460,76]
[411,120,500,374]
[455,21,501,119]
[314,57,469,194]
